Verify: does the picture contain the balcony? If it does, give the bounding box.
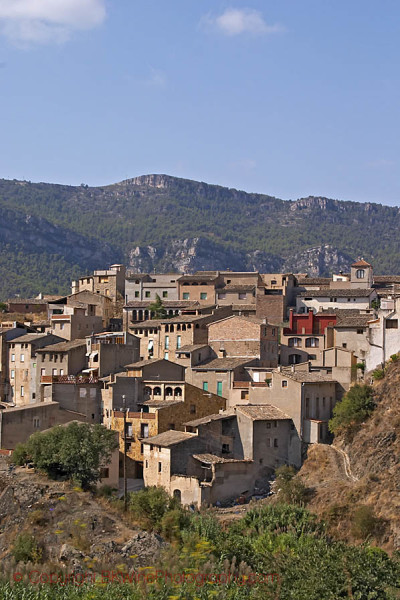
[41,375,99,384]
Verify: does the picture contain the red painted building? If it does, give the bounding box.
[284,309,337,336]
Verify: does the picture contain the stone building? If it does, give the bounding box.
[85,332,140,378]
[50,307,103,341]
[125,273,180,303]
[0,325,29,402]
[72,264,126,304]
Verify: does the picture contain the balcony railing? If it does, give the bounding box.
[41,375,99,384]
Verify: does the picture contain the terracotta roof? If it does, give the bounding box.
[299,288,375,298]
[374,276,400,284]
[143,430,196,447]
[193,454,251,464]
[351,259,372,267]
[192,358,255,371]
[335,314,373,328]
[36,339,87,353]
[237,405,291,421]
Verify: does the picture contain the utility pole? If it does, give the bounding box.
[122,394,128,512]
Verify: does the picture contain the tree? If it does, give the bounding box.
[0,302,7,312]
[329,385,375,435]
[148,294,167,319]
[16,422,118,489]
[275,465,308,505]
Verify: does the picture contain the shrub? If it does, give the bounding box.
[161,508,190,542]
[329,385,375,435]
[96,484,116,499]
[372,368,385,380]
[356,362,365,372]
[128,486,180,531]
[351,505,379,539]
[12,443,28,466]
[11,533,42,563]
[390,353,399,362]
[275,466,308,505]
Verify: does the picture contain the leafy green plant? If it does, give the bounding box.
[128,486,180,532]
[274,466,308,505]
[12,443,28,466]
[329,384,375,434]
[390,353,399,362]
[11,533,42,563]
[372,368,385,380]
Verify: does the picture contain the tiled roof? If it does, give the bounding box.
[297,277,331,285]
[36,339,86,353]
[178,274,218,282]
[192,357,255,371]
[219,284,255,292]
[124,300,198,309]
[335,314,373,328]
[237,405,291,421]
[8,333,51,344]
[125,358,165,368]
[176,344,209,352]
[185,411,235,427]
[143,430,196,447]
[351,259,372,267]
[193,454,252,464]
[299,288,374,298]
[141,398,183,408]
[8,298,48,305]
[374,276,400,284]
[278,367,337,384]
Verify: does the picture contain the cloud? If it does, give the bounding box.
[202,8,283,36]
[0,0,106,45]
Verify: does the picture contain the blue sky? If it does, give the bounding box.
[0,1,399,205]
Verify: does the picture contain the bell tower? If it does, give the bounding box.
[350,259,373,289]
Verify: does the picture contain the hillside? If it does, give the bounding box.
[299,361,400,552]
[1,174,400,298]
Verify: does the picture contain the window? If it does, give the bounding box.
[60,369,64,376]
[190,404,196,414]
[33,417,40,428]
[164,335,169,349]
[176,335,181,349]
[217,381,223,397]
[342,343,347,349]
[200,292,207,300]
[332,297,337,303]
[52,369,57,376]
[386,319,398,329]
[20,354,25,363]
[158,462,162,473]
[288,338,302,347]
[357,329,364,334]
[238,293,247,300]
[164,351,169,360]
[273,420,278,428]
[281,380,288,388]
[140,444,144,454]
[20,386,24,397]
[11,354,15,362]
[145,291,150,298]
[162,291,168,298]
[135,291,139,298]
[227,279,231,284]
[140,423,149,438]
[305,338,319,348]
[11,369,15,379]
[222,443,230,454]
[274,439,278,448]
[266,438,271,447]
[169,423,175,429]
[32,393,36,400]
[203,382,208,391]
[183,292,189,300]
[218,293,226,299]
[266,422,271,429]
[272,328,276,336]
[308,354,317,360]
[240,390,248,400]
[100,468,109,479]
[145,460,148,468]
[356,269,365,279]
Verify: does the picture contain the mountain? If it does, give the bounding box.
[1,174,400,299]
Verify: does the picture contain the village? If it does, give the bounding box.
[0,258,398,507]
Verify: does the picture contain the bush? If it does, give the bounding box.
[11,533,42,563]
[128,486,180,531]
[351,505,379,539]
[12,443,28,466]
[329,385,375,435]
[390,353,399,362]
[372,368,385,380]
[275,466,308,505]
[96,484,116,499]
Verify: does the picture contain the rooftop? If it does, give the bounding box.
[143,430,196,447]
[278,367,337,384]
[141,398,183,409]
[193,454,252,464]
[7,298,48,305]
[176,344,209,353]
[299,288,375,298]
[237,404,292,421]
[36,339,87,353]
[351,259,372,268]
[185,411,235,427]
[7,333,52,344]
[124,300,199,309]
[297,277,331,285]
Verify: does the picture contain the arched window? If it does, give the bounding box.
[356,269,365,279]
[173,489,182,502]
[165,387,173,396]
[174,387,182,397]
[305,337,319,348]
[144,386,152,397]
[153,387,162,396]
[288,337,302,348]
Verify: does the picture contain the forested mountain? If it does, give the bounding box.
[1,174,399,299]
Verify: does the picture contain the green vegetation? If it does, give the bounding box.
[373,368,385,380]
[2,175,400,298]
[128,486,181,533]
[12,422,118,489]
[2,502,399,599]
[11,533,42,563]
[148,294,167,319]
[351,505,381,540]
[274,465,308,505]
[329,384,375,435]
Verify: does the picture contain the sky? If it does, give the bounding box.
[0,0,399,205]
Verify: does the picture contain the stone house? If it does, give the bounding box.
[177,273,221,304]
[296,288,377,314]
[255,273,296,323]
[0,325,29,402]
[125,273,180,303]
[280,309,336,366]
[123,300,198,328]
[143,403,297,507]
[50,307,103,341]
[365,297,400,371]
[7,298,49,315]
[7,333,66,406]
[85,332,140,378]
[49,291,114,328]
[72,264,126,304]
[111,381,225,478]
